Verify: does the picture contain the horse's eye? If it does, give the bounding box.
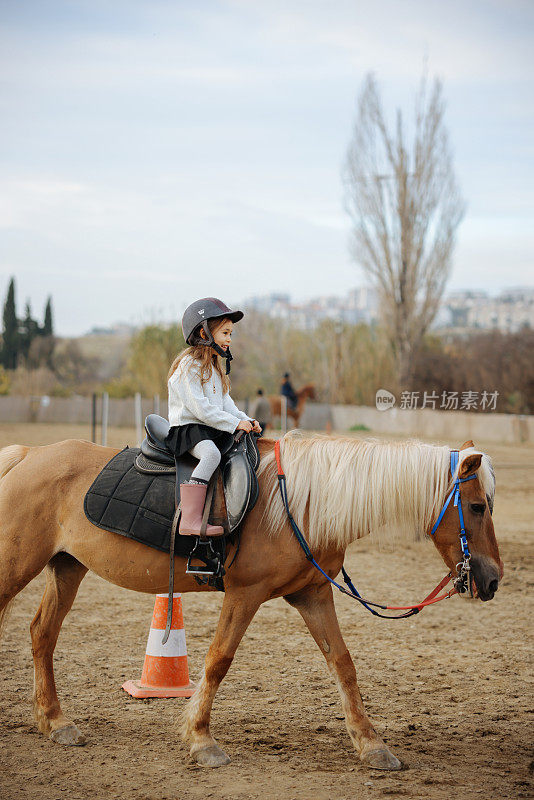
[469,503,486,515]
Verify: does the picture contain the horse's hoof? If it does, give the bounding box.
[193,745,231,768]
[50,724,86,746]
[361,747,401,770]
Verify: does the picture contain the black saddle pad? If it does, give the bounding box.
[84,447,200,556]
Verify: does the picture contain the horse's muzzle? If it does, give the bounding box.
[470,556,500,601]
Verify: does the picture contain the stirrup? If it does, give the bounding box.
[186,537,225,581]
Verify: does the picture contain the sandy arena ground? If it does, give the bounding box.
[0,423,533,800]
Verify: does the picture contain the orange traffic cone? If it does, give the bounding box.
[122,593,195,698]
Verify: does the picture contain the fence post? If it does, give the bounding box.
[135,393,143,447]
[91,394,97,443]
[101,392,109,446]
[153,394,160,416]
[281,395,287,435]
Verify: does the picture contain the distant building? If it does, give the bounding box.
[244,293,291,315]
[439,287,534,333]
[243,287,378,329]
[89,286,534,338]
[86,323,138,336]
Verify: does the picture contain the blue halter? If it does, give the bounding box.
[430,450,477,594]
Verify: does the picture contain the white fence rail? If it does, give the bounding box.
[0,396,531,444]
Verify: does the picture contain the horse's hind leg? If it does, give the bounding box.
[30,552,88,745]
[0,523,55,624]
[286,582,401,770]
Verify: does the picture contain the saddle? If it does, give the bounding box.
[136,414,260,533]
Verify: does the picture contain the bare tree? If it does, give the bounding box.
[343,73,465,387]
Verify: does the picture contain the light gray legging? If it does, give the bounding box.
[189,439,221,483]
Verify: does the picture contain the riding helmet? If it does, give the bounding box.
[181,297,244,373]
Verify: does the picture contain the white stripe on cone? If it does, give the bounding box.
[145,627,187,658]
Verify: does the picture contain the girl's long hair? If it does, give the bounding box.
[168,317,231,393]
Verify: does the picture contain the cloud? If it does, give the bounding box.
[0,0,532,335]
[2,0,530,96]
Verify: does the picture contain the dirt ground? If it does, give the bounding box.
[0,423,533,800]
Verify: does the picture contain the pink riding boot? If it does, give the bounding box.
[178,482,224,537]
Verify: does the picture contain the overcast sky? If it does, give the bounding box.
[1,0,532,336]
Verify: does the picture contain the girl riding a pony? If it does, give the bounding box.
[166,298,261,537]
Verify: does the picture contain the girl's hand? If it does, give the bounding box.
[237,420,253,433]
[251,419,261,433]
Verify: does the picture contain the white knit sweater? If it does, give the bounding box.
[168,356,251,432]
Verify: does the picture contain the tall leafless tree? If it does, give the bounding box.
[343,73,466,387]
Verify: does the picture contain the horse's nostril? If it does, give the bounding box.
[488,579,499,595]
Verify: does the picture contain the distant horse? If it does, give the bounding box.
[0,434,501,770]
[269,383,316,428]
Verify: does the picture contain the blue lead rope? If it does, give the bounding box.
[275,444,432,619]
[274,443,476,619]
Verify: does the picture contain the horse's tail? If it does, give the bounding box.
[0,444,29,480]
[0,445,30,637]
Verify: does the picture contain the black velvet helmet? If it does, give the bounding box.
[181,298,244,373]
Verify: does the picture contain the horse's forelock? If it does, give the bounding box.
[456,446,496,510]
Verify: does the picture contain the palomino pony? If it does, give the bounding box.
[0,433,501,770]
[269,384,316,428]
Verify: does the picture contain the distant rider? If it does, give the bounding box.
[280,372,298,411]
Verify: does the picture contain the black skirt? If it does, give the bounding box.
[165,423,235,458]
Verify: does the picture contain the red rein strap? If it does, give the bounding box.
[274,439,284,476]
[385,572,457,611]
[274,439,457,615]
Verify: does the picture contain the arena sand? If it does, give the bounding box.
[0,424,532,800]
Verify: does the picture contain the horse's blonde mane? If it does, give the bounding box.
[258,433,495,550]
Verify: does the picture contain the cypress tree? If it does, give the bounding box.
[43,297,53,336]
[20,301,39,361]
[2,278,19,370]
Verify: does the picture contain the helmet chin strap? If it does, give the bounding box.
[201,320,233,374]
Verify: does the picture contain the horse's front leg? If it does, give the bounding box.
[286,582,401,770]
[182,586,266,768]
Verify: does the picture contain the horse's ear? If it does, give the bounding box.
[458,453,482,479]
[460,440,474,450]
